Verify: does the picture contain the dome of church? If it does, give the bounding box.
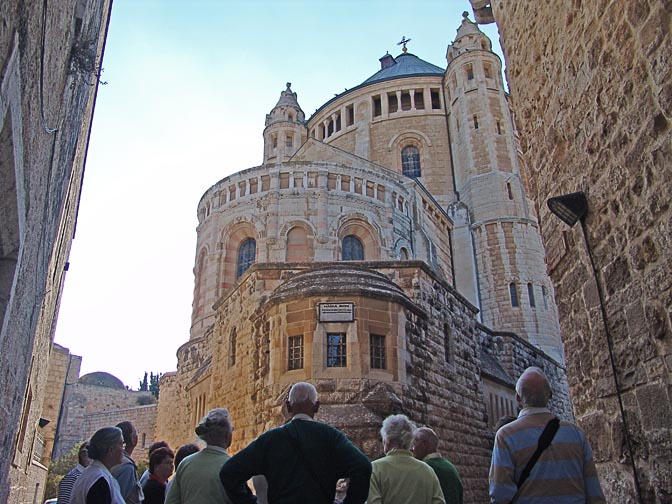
[362,52,444,85]
[78,371,126,389]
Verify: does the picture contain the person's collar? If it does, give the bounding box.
[385,448,413,457]
[76,463,87,471]
[291,413,314,421]
[149,473,167,485]
[423,452,442,461]
[91,459,112,474]
[205,445,229,454]
[519,406,551,418]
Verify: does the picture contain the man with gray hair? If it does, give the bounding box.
[220,381,372,503]
[489,367,605,503]
[368,414,445,504]
[166,408,239,504]
[412,427,463,504]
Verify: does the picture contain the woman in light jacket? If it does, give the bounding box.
[70,426,126,504]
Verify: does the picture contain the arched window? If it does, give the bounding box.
[527,283,536,308]
[342,235,364,261]
[509,283,519,307]
[236,238,256,278]
[401,146,421,178]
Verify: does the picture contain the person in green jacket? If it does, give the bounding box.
[412,427,463,504]
[219,382,372,504]
[369,415,445,504]
[166,408,243,504]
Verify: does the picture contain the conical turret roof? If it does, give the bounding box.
[455,11,482,39]
[272,82,304,112]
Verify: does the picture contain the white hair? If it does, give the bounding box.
[288,382,318,405]
[381,414,416,450]
[195,408,231,442]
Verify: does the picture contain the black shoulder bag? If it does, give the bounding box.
[507,417,560,504]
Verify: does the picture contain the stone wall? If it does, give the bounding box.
[1,1,112,502]
[41,344,82,465]
[54,382,156,460]
[481,1,672,501]
[81,405,158,462]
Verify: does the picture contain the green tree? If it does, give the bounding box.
[139,371,148,391]
[149,372,162,398]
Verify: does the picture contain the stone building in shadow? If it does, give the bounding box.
[0,1,112,502]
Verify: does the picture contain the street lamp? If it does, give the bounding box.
[547,192,642,503]
[546,192,588,226]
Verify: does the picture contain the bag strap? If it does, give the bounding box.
[508,417,560,504]
[284,421,334,504]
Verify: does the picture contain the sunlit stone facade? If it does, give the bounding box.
[156,16,570,500]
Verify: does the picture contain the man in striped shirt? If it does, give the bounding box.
[57,443,91,504]
[489,367,605,504]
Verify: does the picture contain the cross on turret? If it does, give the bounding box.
[397,36,411,53]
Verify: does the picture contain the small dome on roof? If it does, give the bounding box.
[79,371,126,389]
[362,52,444,85]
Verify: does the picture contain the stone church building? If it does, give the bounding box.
[156,15,572,501]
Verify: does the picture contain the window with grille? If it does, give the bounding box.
[236,238,256,278]
[370,334,386,369]
[288,335,304,370]
[401,146,421,178]
[327,333,347,367]
[342,235,364,261]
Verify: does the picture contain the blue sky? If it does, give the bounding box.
[54,0,504,388]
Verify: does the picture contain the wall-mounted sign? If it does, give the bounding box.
[319,302,355,322]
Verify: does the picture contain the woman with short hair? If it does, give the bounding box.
[368,414,445,504]
[142,447,174,504]
[70,426,126,504]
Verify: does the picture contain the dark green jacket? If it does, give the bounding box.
[424,456,463,504]
[220,418,371,504]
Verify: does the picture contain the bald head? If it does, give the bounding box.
[516,367,552,408]
[412,427,439,460]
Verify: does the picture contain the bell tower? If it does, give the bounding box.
[446,13,564,362]
[263,83,307,164]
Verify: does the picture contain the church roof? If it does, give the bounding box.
[480,350,516,387]
[362,52,445,85]
[78,371,126,389]
[309,52,444,120]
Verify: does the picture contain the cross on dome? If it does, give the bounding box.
[397,36,412,53]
